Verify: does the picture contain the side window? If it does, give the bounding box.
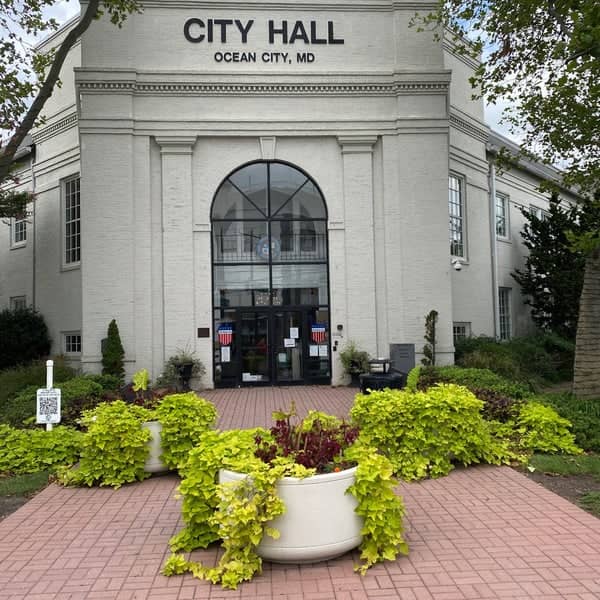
[10,296,27,310]
[449,175,465,258]
[495,193,510,239]
[452,322,471,343]
[498,288,512,340]
[64,332,82,354]
[63,176,81,267]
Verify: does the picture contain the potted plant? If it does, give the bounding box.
[163,404,408,589]
[58,381,217,487]
[158,348,206,391]
[339,340,371,386]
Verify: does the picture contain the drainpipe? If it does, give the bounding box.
[488,162,500,339]
[30,147,36,310]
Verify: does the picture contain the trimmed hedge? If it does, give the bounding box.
[0,307,52,370]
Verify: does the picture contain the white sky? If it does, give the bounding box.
[47,1,517,142]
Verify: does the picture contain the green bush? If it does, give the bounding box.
[4,376,104,428]
[0,424,82,475]
[102,319,125,383]
[59,400,152,488]
[84,373,122,391]
[537,393,600,452]
[351,384,512,480]
[516,402,581,454]
[417,366,533,399]
[0,360,75,411]
[0,307,52,370]
[455,333,574,384]
[154,393,217,470]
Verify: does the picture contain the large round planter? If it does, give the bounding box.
[219,466,363,564]
[142,421,169,473]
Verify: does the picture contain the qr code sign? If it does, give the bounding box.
[36,389,61,424]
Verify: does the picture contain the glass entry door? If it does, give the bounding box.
[240,311,270,384]
[273,311,303,383]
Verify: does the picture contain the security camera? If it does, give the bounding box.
[452,259,462,271]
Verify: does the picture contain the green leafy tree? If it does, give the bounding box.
[419,0,599,397]
[512,195,600,339]
[0,0,141,218]
[102,319,125,382]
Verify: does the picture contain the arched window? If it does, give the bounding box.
[211,162,330,386]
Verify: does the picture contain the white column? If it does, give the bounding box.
[156,136,197,357]
[337,135,378,356]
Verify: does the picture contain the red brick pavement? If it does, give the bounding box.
[1,386,600,599]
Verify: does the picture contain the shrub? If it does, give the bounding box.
[5,376,104,428]
[84,373,122,391]
[59,400,152,488]
[537,393,600,452]
[474,388,524,422]
[0,424,82,475]
[102,319,125,382]
[0,360,75,415]
[154,393,218,470]
[417,366,533,399]
[516,402,581,454]
[455,333,574,384]
[351,384,512,480]
[0,307,51,370]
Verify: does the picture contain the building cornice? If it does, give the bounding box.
[449,110,489,143]
[32,113,78,144]
[77,80,449,96]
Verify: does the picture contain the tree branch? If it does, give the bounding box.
[0,0,101,180]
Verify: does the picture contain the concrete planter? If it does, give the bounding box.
[142,421,168,473]
[219,466,363,564]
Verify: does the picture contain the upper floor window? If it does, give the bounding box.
[530,205,549,221]
[449,175,465,257]
[64,176,80,266]
[495,193,509,239]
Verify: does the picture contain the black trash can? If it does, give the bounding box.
[359,370,405,394]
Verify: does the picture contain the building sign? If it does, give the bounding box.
[183,18,344,65]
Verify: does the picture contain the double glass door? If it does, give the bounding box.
[214,308,330,386]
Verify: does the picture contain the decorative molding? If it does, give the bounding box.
[32,113,78,144]
[260,136,276,159]
[155,136,197,154]
[337,135,378,153]
[449,112,489,143]
[78,81,449,96]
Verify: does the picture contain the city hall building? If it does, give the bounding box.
[0,0,577,387]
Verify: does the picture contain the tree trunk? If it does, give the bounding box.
[573,247,600,399]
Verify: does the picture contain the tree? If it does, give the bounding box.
[102,319,125,382]
[0,0,140,218]
[512,195,600,340]
[420,0,600,397]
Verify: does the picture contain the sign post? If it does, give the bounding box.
[36,360,61,431]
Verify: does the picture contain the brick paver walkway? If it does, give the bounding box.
[1,386,600,599]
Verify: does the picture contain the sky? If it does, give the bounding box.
[45,1,518,143]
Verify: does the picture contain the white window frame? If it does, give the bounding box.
[10,296,27,310]
[10,215,27,249]
[530,205,550,222]
[453,322,471,343]
[495,192,510,240]
[62,175,81,269]
[63,331,82,355]
[498,288,512,340]
[449,174,466,258]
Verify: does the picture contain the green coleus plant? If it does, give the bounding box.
[0,424,82,475]
[163,409,408,589]
[153,392,218,470]
[58,400,153,489]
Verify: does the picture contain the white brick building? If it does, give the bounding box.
[0,1,578,387]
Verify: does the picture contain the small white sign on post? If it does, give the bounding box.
[36,360,61,430]
[36,388,61,426]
